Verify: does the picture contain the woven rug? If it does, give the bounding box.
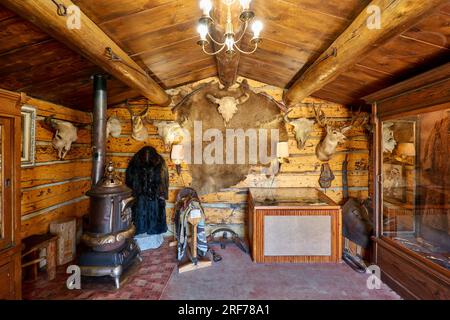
[22,240,177,300]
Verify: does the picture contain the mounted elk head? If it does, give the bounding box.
[127,102,149,141]
[44,116,78,160]
[153,121,186,150]
[284,109,315,149]
[314,105,368,161]
[106,115,122,138]
[205,89,250,125]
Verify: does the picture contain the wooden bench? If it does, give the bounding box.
[21,234,58,281]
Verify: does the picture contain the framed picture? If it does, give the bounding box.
[21,105,36,167]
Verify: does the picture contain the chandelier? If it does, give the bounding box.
[196,0,263,56]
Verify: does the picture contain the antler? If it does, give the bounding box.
[283,108,294,125]
[236,92,250,105]
[171,82,212,112]
[126,98,149,117]
[313,104,329,128]
[342,107,368,133]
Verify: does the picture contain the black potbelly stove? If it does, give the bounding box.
[78,162,141,288]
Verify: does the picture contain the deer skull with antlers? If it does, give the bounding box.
[314,105,368,161]
[127,103,149,141]
[284,109,315,149]
[206,90,250,125]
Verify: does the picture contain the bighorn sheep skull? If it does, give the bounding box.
[154,121,186,149]
[284,109,315,149]
[206,91,250,125]
[106,116,122,138]
[45,116,78,160]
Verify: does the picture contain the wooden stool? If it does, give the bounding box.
[22,234,58,281]
[50,218,76,266]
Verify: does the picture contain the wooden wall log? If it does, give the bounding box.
[20,97,92,238]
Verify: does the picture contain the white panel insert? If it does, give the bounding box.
[264,215,331,256]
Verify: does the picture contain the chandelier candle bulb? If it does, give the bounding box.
[240,0,251,10]
[252,20,263,39]
[197,23,208,41]
[197,0,261,56]
[199,0,212,16]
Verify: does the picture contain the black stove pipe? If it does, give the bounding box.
[92,74,108,185]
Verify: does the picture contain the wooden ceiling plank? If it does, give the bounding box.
[163,65,218,88]
[154,58,216,81]
[98,1,198,43]
[357,36,449,76]
[284,0,449,106]
[282,0,371,21]
[0,16,50,54]
[0,5,15,22]
[401,12,450,49]
[124,19,198,56]
[72,0,175,24]
[1,0,170,106]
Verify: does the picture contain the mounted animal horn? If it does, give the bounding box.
[44,115,78,160]
[284,108,315,150]
[206,90,250,125]
[126,99,149,141]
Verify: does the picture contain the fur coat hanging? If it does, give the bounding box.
[125,146,169,235]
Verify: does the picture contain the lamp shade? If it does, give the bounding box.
[276,142,289,158]
[397,143,416,157]
[171,144,184,162]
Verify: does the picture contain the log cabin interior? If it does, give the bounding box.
[0,0,449,302]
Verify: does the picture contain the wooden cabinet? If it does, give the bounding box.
[0,89,23,300]
[248,188,342,263]
[364,63,450,300]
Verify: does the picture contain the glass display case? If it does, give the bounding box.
[381,109,450,270]
[365,62,450,299]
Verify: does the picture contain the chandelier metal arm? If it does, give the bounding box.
[233,42,258,55]
[202,43,227,56]
[234,21,248,44]
[207,31,226,46]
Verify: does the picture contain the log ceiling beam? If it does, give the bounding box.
[1,0,171,106]
[284,0,448,107]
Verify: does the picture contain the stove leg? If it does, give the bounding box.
[114,276,120,289]
[111,265,123,289]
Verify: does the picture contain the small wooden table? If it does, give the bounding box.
[248,188,342,263]
[22,234,58,281]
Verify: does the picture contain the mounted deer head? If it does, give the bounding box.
[284,109,315,149]
[205,87,250,125]
[45,116,78,160]
[127,102,149,141]
[314,105,368,161]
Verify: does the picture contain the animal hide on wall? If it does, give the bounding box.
[173,81,288,195]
